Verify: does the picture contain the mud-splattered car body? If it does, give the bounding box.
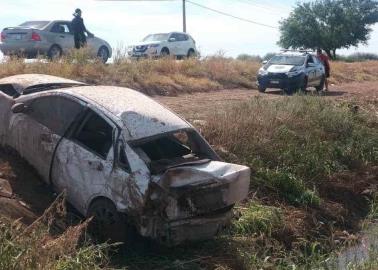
[0,74,250,244]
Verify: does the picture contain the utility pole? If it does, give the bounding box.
[183,0,186,32]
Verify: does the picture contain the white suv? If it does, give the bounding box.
[128,32,197,58]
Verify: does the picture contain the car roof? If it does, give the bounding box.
[58,86,190,141]
[0,74,86,94]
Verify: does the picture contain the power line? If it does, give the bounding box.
[234,0,286,16]
[186,0,277,29]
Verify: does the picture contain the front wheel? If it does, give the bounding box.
[87,199,130,243]
[300,77,308,92]
[316,75,325,92]
[160,48,170,57]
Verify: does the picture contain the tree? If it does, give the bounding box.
[278,0,378,59]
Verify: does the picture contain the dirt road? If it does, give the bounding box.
[154,81,378,120]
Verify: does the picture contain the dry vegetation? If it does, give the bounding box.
[1,50,378,96]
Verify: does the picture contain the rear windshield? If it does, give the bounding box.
[269,55,306,66]
[19,21,49,29]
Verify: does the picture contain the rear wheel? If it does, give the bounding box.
[87,198,131,244]
[47,45,62,60]
[97,46,109,63]
[187,49,196,58]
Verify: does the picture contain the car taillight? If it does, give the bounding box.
[0,32,5,42]
[31,31,41,41]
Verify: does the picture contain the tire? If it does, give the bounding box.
[160,47,170,57]
[300,77,308,92]
[187,49,196,58]
[87,198,130,244]
[283,87,294,95]
[97,46,109,63]
[316,75,325,92]
[47,45,62,60]
[258,86,266,93]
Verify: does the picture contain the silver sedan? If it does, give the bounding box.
[0,20,112,63]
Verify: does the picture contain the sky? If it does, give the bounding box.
[0,0,377,58]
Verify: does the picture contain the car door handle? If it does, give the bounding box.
[60,35,65,38]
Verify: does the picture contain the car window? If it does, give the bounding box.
[51,23,71,34]
[28,96,84,136]
[72,111,113,159]
[117,140,130,171]
[19,21,49,29]
[0,84,18,97]
[176,33,188,41]
[170,33,180,42]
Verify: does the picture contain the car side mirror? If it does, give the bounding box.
[262,60,268,64]
[307,62,315,67]
[11,103,27,114]
[168,37,176,42]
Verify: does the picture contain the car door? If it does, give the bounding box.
[49,22,74,52]
[305,55,317,86]
[8,95,85,183]
[51,108,118,214]
[179,33,191,55]
[168,33,180,56]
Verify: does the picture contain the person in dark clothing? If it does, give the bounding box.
[71,8,94,49]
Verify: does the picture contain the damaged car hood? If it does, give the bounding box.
[153,161,250,201]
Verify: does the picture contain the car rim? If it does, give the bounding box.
[51,47,60,59]
[99,48,108,62]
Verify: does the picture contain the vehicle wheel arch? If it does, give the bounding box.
[161,47,170,56]
[187,48,196,58]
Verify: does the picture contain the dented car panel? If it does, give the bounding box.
[0,74,251,245]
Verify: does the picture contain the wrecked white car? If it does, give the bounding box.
[0,74,251,245]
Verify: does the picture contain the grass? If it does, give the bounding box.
[203,96,378,207]
[0,194,111,270]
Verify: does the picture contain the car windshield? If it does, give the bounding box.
[19,21,50,29]
[132,130,212,174]
[269,55,306,66]
[142,33,169,42]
